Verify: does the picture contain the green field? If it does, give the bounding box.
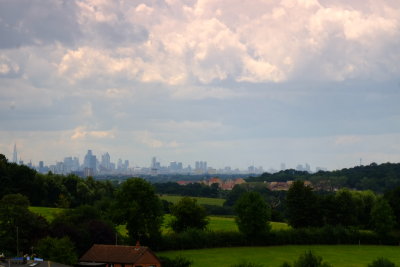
[29,206,65,222]
[119,215,289,236]
[207,216,291,232]
[159,195,225,206]
[30,206,290,235]
[157,245,400,267]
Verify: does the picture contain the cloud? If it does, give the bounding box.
[70,126,115,140]
[136,131,181,148]
[0,0,81,49]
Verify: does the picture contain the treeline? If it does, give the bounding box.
[0,155,116,208]
[248,162,400,193]
[154,182,221,198]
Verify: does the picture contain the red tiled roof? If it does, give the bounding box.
[79,244,150,264]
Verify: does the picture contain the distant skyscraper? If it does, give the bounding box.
[83,150,97,176]
[101,152,111,170]
[12,143,18,163]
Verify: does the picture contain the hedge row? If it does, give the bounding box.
[155,226,400,251]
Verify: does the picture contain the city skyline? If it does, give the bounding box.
[6,143,342,175]
[1,0,400,171]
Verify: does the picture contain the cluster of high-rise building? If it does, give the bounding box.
[9,144,324,177]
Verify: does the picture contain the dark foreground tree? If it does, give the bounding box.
[170,197,208,232]
[0,194,48,255]
[113,178,163,244]
[50,205,116,255]
[234,191,271,239]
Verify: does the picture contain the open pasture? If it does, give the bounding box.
[157,245,400,267]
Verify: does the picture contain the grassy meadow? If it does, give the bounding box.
[157,245,400,267]
[29,206,289,234]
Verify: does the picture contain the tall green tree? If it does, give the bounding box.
[370,198,396,236]
[234,191,271,239]
[50,205,115,255]
[0,194,48,255]
[170,197,208,232]
[384,186,400,228]
[114,178,163,244]
[36,236,77,265]
[286,181,321,228]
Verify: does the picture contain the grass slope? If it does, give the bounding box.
[157,245,400,267]
[159,195,225,206]
[29,206,65,222]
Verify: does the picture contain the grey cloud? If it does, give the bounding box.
[0,0,81,49]
[93,21,148,47]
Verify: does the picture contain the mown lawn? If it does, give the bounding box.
[157,245,400,267]
[29,206,65,222]
[159,195,225,206]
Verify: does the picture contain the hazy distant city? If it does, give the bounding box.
[9,144,327,177]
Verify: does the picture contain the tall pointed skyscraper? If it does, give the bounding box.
[12,143,18,163]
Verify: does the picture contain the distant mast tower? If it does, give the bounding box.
[12,143,18,163]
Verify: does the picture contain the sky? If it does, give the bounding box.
[1,0,400,171]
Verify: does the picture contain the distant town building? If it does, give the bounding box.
[12,143,17,163]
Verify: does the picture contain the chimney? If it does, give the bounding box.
[135,241,140,248]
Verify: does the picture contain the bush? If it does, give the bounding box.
[282,251,332,267]
[35,236,77,265]
[368,258,397,267]
[231,260,263,267]
[159,256,192,267]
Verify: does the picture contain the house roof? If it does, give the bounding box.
[79,244,154,264]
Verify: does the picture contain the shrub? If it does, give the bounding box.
[230,260,263,267]
[159,256,192,267]
[291,251,332,267]
[368,257,397,267]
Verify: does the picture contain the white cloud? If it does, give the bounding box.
[70,126,115,140]
[136,131,181,148]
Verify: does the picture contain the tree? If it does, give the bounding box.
[224,185,247,207]
[113,178,163,244]
[286,181,322,228]
[368,258,397,267]
[170,197,208,232]
[36,236,77,265]
[234,191,271,239]
[0,194,49,255]
[370,198,395,236]
[384,186,400,228]
[332,189,358,226]
[50,205,115,255]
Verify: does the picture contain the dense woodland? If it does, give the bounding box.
[1,153,400,266]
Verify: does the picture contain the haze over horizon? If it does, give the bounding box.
[1,0,400,171]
